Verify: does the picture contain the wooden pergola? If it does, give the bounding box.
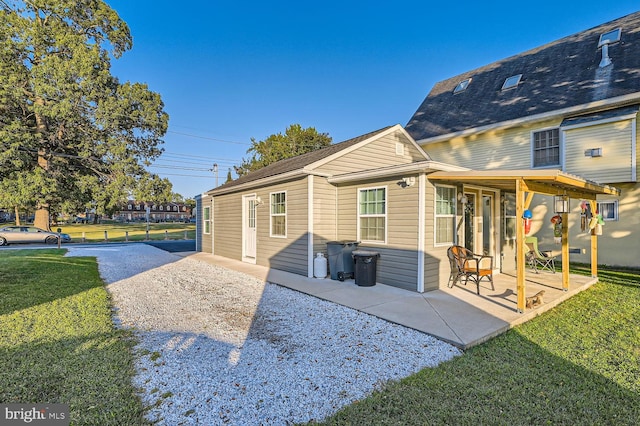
[428,169,621,312]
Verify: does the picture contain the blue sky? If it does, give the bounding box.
[105,1,639,198]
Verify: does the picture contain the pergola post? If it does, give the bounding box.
[515,179,526,313]
[561,212,569,291]
[589,200,598,278]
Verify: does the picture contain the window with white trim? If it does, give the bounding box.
[359,187,386,243]
[127,204,132,210]
[532,128,560,167]
[597,200,619,221]
[503,193,517,240]
[203,206,211,234]
[435,185,456,245]
[270,191,287,237]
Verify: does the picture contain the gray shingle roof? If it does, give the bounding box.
[208,126,393,194]
[406,11,640,141]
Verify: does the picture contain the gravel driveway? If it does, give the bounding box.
[67,244,461,424]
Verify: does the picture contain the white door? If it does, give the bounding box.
[243,196,257,262]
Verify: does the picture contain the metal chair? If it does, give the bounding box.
[525,236,556,273]
[447,245,494,294]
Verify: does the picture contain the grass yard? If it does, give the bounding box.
[318,267,640,425]
[1,248,638,425]
[56,222,195,242]
[0,249,148,425]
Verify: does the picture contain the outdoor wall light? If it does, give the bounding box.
[554,195,569,214]
[457,192,468,205]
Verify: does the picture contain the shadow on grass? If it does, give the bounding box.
[0,332,148,425]
[0,249,103,316]
[319,329,640,425]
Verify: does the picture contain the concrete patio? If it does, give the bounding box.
[184,252,597,349]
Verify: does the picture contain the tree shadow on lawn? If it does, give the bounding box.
[321,325,640,425]
[0,249,103,316]
[0,331,147,426]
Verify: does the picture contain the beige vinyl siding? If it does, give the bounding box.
[421,179,447,292]
[531,183,639,268]
[564,120,635,183]
[316,131,427,175]
[313,178,337,257]
[213,177,309,274]
[424,118,562,170]
[213,192,243,260]
[255,178,309,275]
[336,175,420,291]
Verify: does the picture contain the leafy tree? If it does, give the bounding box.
[234,124,331,176]
[0,0,169,230]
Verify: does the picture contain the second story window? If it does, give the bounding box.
[532,128,560,168]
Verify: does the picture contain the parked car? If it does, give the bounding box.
[0,226,71,246]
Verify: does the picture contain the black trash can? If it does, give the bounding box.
[352,250,380,287]
[326,241,360,281]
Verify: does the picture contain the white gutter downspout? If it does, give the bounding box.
[417,172,426,293]
[307,175,314,278]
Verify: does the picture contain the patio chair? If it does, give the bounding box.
[525,236,556,273]
[447,245,494,295]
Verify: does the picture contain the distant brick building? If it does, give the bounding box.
[112,201,192,222]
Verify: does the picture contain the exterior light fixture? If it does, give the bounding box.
[554,195,569,214]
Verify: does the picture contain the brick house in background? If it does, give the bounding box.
[112,201,192,222]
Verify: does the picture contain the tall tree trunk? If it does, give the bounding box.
[34,100,51,231]
[34,207,50,230]
[14,206,21,226]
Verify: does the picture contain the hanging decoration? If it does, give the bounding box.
[594,211,604,236]
[580,200,593,233]
[523,209,532,235]
[551,215,562,244]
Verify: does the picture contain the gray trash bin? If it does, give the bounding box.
[352,250,380,287]
[327,241,359,281]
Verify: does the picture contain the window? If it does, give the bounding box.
[435,186,456,245]
[203,206,211,234]
[136,204,141,210]
[454,78,472,93]
[503,193,517,240]
[502,74,522,90]
[598,28,621,47]
[159,205,164,211]
[128,204,132,210]
[174,206,178,211]
[597,200,618,221]
[532,128,560,167]
[270,192,287,237]
[359,187,386,243]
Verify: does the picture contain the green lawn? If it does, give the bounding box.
[318,267,640,425]
[1,249,638,425]
[56,222,195,242]
[0,249,149,425]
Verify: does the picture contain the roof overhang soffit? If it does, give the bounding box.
[427,170,621,199]
[328,161,469,184]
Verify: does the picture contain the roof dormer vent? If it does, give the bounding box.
[598,28,621,68]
